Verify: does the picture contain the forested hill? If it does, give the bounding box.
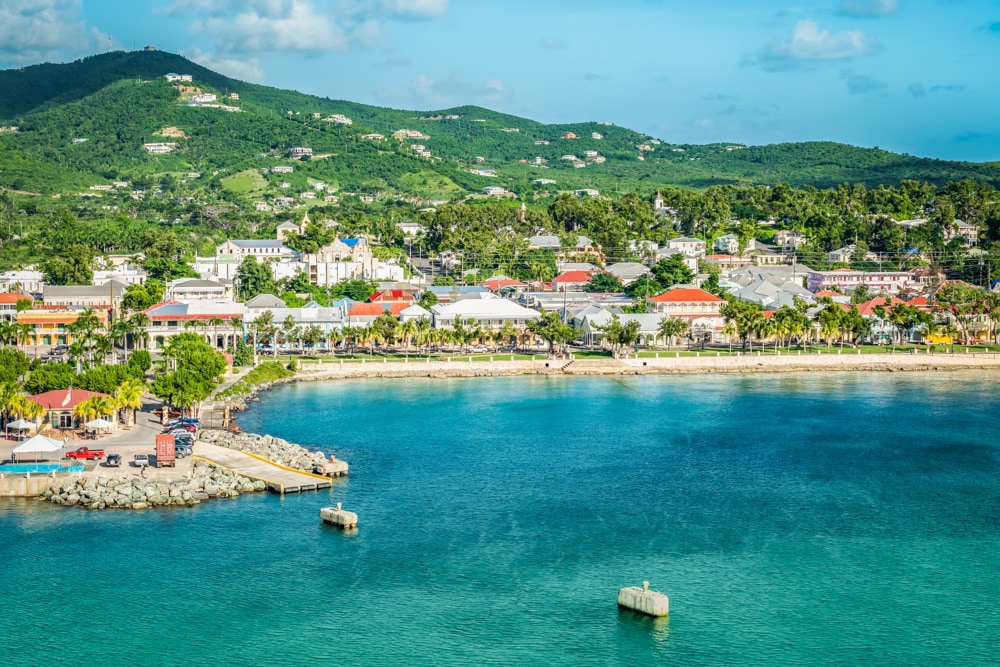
[1,50,998,198]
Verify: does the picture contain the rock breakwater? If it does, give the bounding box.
[43,461,266,510]
[199,430,331,473]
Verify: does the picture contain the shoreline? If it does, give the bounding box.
[219,350,1000,409]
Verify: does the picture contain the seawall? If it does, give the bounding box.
[291,351,1000,380]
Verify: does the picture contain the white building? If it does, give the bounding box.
[93,265,147,287]
[0,270,44,295]
[430,293,540,330]
[166,278,234,301]
[288,147,313,159]
[216,240,296,262]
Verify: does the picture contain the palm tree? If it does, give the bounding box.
[230,315,244,350]
[91,334,113,364]
[722,321,737,353]
[109,319,130,363]
[208,316,225,350]
[8,394,44,426]
[0,381,22,427]
[397,319,418,351]
[114,377,146,427]
[128,312,151,352]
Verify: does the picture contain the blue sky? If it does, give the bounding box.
[2,0,999,161]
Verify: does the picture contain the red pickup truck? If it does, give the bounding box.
[65,447,105,461]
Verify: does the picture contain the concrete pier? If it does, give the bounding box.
[314,455,349,477]
[617,581,669,617]
[320,502,357,529]
[193,443,334,494]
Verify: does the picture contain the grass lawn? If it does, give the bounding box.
[221,169,268,195]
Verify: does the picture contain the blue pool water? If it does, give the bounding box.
[0,463,84,474]
[2,372,999,666]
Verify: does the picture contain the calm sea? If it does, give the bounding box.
[2,372,999,666]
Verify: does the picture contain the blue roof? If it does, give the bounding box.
[340,238,361,248]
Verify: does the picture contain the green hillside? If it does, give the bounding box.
[1,50,999,200]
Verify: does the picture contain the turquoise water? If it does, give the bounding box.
[2,372,999,666]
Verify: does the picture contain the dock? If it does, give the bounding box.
[320,502,358,529]
[617,581,670,617]
[193,443,335,494]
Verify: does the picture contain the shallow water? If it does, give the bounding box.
[2,372,999,665]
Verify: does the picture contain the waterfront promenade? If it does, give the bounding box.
[291,349,1000,380]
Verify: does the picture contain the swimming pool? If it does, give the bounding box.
[0,463,85,474]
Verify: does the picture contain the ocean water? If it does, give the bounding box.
[2,372,999,666]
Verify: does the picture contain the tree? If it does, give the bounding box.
[526,312,575,355]
[40,244,94,285]
[128,349,152,373]
[624,275,663,298]
[933,282,984,344]
[584,272,624,293]
[0,348,30,383]
[151,334,227,417]
[418,290,439,309]
[595,314,642,357]
[657,316,690,347]
[236,256,277,301]
[122,280,165,312]
[651,254,694,288]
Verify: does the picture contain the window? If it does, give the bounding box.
[58,413,73,428]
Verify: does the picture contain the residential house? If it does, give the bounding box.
[552,271,594,292]
[0,270,43,295]
[604,262,649,285]
[774,230,808,253]
[244,294,287,316]
[92,265,146,287]
[482,277,528,293]
[0,292,30,322]
[276,220,304,241]
[807,269,914,294]
[704,255,752,271]
[667,236,707,256]
[345,302,408,327]
[573,189,600,198]
[427,285,490,304]
[271,166,294,174]
[243,305,344,350]
[288,147,313,159]
[399,304,431,323]
[578,311,669,347]
[715,234,740,255]
[369,289,415,306]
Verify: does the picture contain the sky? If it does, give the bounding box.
[1,0,999,161]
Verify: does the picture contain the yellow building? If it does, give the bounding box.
[17,309,109,346]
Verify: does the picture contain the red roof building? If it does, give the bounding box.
[855,297,906,317]
[369,290,415,304]
[552,271,594,292]
[482,278,527,292]
[28,389,114,431]
[646,288,726,337]
[346,302,408,323]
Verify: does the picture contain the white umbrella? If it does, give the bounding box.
[7,419,33,430]
[13,434,64,462]
[84,418,114,429]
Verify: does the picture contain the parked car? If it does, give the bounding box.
[133,453,150,467]
[105,453,121,467]
[175,443,193,457]
[167,424,197,433]
[469,345,489,353]
[65,447,104,461]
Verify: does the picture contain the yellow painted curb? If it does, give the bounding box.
[241,450,337,481]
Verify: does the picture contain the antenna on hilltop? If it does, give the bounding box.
[107,35,113,53]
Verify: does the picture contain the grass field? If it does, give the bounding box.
[221,169,268,195]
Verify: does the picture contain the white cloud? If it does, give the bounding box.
[0,0,89,63]
[170,0,448,58]
[754,19,879,70]
[182,48,265,83]
[379,0,448,19]
[190,1,349,55]
[837,0,900,18]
